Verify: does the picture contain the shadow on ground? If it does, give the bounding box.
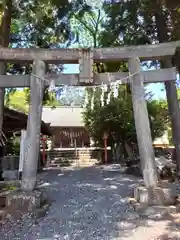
[0,166,179,239]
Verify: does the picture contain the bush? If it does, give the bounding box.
[6,136,20,156]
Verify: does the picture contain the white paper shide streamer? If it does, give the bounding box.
[100,89,104,107]
[48,79,56,92]
[91,88,95,110]
[83,91,89,108]
[112,82,119,99]
[106,91,111,104]
[47,67,140,108]
[100,84,107,107]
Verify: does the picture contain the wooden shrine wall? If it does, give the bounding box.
[51,127,90,148]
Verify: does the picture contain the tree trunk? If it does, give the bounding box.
[0,0,12,177]
[0,0,12,127]
[124,141,133,159]
[153,0,180,172]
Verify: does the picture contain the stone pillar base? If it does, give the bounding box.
[6,190,47,211]
[129,200,180,220]
[128,181,180,220]
[134,181,176,206]
[0,190,49,221]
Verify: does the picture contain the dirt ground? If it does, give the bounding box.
[0,165,180,239]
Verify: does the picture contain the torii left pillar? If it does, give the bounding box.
[21,60,45,191]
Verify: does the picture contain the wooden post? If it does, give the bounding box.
[103,132,108,164]
[21,60,45,191]
[129,57,158,187]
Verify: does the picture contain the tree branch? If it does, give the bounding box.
[72,12,94,36]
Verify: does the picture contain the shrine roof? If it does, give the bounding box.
[3,107,52,137]
[42,106,84,127]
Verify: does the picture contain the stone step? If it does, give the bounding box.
[49,151,92,155]
[50,155,92,158]
[53,161,98,166]
[53,158,77,162]
[71,163,97,167]
[49,160,98,168]
[53,158,98,163]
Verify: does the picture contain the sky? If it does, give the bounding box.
[63,63,168,100]
[63,7,179,101]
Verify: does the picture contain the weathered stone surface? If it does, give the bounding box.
[0,195,6,208]
[118,221,137,230]
[0,180,20,188]
[175,195,180,205]
[1,156,19,171]
[134,184,176,205]
[2,170,18,180]
[132,202,180,221]
[6,190,46,211]
[123,211,140,220]
[0,203,49,221]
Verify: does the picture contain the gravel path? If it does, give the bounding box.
[0,165,179,239]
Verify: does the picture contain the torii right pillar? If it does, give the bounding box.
[128,57,158,188]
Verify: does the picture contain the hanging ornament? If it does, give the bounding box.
[91,88,95,110]
[69,86,75,106]
[101,84,108,106]
[103,84,108,93]
[101,88,104,107]
[83,91,89,108]
[106,91,111,104]
[48,79,56,92]
[112,82,119,99]
[91,95,94,110]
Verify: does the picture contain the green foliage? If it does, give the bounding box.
[70,8,105,47]
[0,0,93,107]
[5,89,29,113]
[6,135,20,156]
[83,86,169,153]
[24,87,62,108]
[5,88,62,113]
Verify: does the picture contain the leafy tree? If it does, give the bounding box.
[83,86,169,160]
[5,90,29,113]
[5,88,62,113]
[96,1,180,171]
[70,8,105,47]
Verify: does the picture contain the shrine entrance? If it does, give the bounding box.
[0,41,179,191]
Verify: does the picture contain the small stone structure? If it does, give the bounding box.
[0,185,48,221]
[131,180,180,219]
[134,181,176,206]
[1,156,19,180]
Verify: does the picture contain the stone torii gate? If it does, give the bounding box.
[0,41,179,191]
